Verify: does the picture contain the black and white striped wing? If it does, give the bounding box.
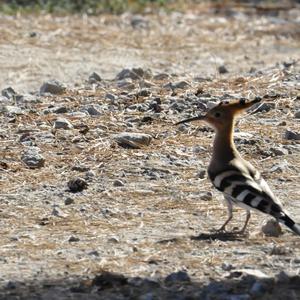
[210,169,283,216]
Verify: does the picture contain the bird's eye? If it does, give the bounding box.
[214,112,221,118]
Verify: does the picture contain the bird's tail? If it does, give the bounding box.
[277,213,300,236]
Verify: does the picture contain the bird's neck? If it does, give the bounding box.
[212,121,239,162]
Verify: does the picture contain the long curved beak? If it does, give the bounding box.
[175,114,206,125]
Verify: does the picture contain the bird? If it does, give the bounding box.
[176,97,300,235]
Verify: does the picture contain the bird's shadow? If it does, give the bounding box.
[191,231,245,242]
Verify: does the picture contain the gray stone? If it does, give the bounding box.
[67,177,88,192]
[64,197,74,205]
[270,146,288,156]
[53,118,73,129]
[52,106,68,114]
[0,95,10,103]
[270,160,289,173]
[15,94,40,104]
[284,130,300,140]
[40,80,66,95]
[105,93,117,101]
[193,146,206,153]
[270,245,291,255]
[200,191,212,201]
[117,79,135,90]
[21,146,45,169]
[163,81,189,90]
[4,106,23,115]
[87,105,101,116]
[153,73,170,80]
[173,81,190,89]
[165,271,191,284]
[116,68,151,81]
[113,179,125,187]
[68,236,80,242]
[2,87,16,99]
[139,80,155,88]
[176,124,189,133]
[137,89,151,97]
[221,262,234,271]
[218,65,229,74]
[295,110,300,119]
[261,219,282,237]
[131,15,149,29]
[113,132,152,149]
[88,72,102,83]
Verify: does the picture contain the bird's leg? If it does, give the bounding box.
[216,196,233,232]
[236,210,251,234]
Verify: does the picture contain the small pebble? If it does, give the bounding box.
[68,236,80,242]
[53,118,73,130]
[218,65,229,74]
[197,169,206,179]
[64,197,74,205]
[284,130,300,140]
[113,179,125,187]
[270,147,288,156]
[88,72,102,83]
[261,219,282,237]
[67,177,88,192]
[87,105,101,116]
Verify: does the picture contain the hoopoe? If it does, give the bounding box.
[177,98,300,235]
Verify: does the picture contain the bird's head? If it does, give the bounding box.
[176,97,262,130]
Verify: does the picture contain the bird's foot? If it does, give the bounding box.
[232,226,248,236]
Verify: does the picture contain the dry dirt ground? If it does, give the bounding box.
[1,3,300,300]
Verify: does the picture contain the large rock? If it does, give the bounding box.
[40,80,66,95]
[116,68,152,81]
[21,146,45,169]
[113,132,152,149]
[2,87,17,99]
